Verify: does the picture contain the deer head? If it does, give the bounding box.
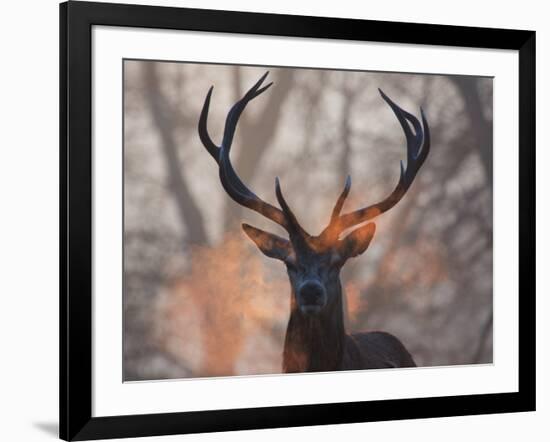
[199,72,430,316]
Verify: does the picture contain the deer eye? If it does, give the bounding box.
[284,256,297,269]
[329,251,344,267]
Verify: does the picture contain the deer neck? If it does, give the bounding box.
[283,282,346,373]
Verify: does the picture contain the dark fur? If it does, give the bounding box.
[283,283,415,373]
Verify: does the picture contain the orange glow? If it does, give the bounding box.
[154,231,288,377]
[153,230,448,378]
[345,281,364,322]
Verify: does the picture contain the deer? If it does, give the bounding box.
[198,72,430,373]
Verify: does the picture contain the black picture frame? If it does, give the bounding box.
[60,1,536,440]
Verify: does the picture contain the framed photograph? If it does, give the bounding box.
[60,1,535,440]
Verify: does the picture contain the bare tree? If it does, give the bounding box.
[142,62,208,247]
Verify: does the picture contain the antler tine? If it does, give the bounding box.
[318,175,352,242]
[328,90,430,237]
[198,86,219,161]
[221,71,273,151]
[275,177,309,239]
[330,175,352,221]
[198,72,291,232]
[199,71,272,161]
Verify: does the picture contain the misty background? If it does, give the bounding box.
[123,60,493,381]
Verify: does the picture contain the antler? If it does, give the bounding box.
[200,74,429,246]
[321,89,430,241]
[199,72,307,238]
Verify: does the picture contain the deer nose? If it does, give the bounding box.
[298,281,326,306]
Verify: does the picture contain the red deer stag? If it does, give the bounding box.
[198,72,430,372]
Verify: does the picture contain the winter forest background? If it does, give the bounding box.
[123,60,493,380]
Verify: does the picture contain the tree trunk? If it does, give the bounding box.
[141,63,208,247]
[451,77,493,188]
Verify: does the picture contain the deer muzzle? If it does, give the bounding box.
[297,280,327,315]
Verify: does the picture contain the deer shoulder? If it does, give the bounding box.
[343,332,416,370]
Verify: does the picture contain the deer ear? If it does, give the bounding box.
[337,223,376,260]
[242,223,293,262]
